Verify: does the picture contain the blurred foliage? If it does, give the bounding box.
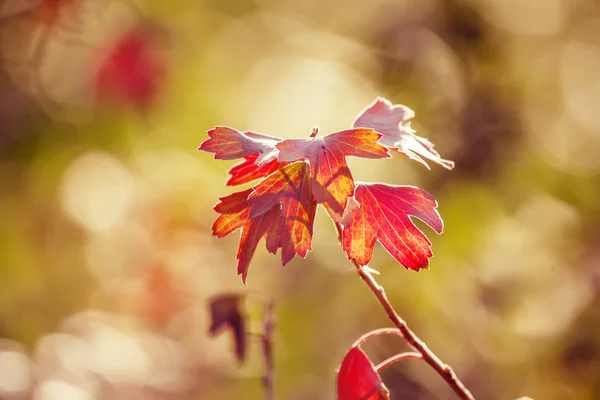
[1,0,600,399]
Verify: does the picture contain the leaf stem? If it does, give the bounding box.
[351,327,402,348]
[334,222,475,400]
[375,352,422,372]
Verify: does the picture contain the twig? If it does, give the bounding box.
[375,352,422,372]
[352,327,402,348]
[261,297,276,400]
[334,222,475,400]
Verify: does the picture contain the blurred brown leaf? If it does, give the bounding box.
[208,293,247,363]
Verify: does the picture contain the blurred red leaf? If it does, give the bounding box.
[337,346,390,400]
[226,154,288,186]
[208,294,247,363]
[353,97,454,170]
[0,0,70,22]
[342,183,443,269]
[35,0,74,26]
[95,27,167,111]
[139,263,189,327]
[275,128,389,216]
[212,162,316,283]
[0,0,76,25]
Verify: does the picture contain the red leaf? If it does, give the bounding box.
[212,189,253,237]
[211,163,317,283]
[211,188,271,283]
[342,183,443,270]
[226,154,288,186]
[248,161,317,265]
[276,128,389,216]
[264,212,281,254]
[199,127,281,164]
[353,97,454,170]
[237,206,279,283]
[337,346,390,400]
[95,27,167,111]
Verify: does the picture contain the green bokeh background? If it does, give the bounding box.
[1,0,600,399]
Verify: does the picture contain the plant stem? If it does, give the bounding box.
[261,297,276,400]
[375,352,422,372]
[334,223,475,400]
[351,327,403,348]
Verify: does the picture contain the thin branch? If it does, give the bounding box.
[334,222,475,400]
[351,327,402,348]
[375,352,422,372]
[261,297,276,400]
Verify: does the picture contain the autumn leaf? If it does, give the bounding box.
[211,162,317,283]
[199,127,281,165]
[226,154,288,186]
[337,346,389,400]
[248,161,317,266]
[202,99,451,279]
[212,188,253,238]
[342,183,443,270]
[208,294,247,363]
[353,97,454,170]
[212,188,276,283]
[236,206,280,282]
[276,128,389,216]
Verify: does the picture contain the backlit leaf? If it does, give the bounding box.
[236,205,280,282]
[211,162,317,283]
[276,128,389,216]
[248,161,317,265]
[199,127,281,165]
[342,183,443,269]
[212,188,252,238]
[337,346,389,400]
[353,97,454,170]
[226,154,288,186]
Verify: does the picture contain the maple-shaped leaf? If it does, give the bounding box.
[226,154,288,186]
[248,161,317,266]
[212,188,253,238]
[208,293,247,363]
[199,127,281,165]
[236,206,280,282]
[342,183,443,269]
[353,97,454,170]
[337,346,390,400]
[212,188,278,283]
[211,162,317,283]
[276,128,389,216]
